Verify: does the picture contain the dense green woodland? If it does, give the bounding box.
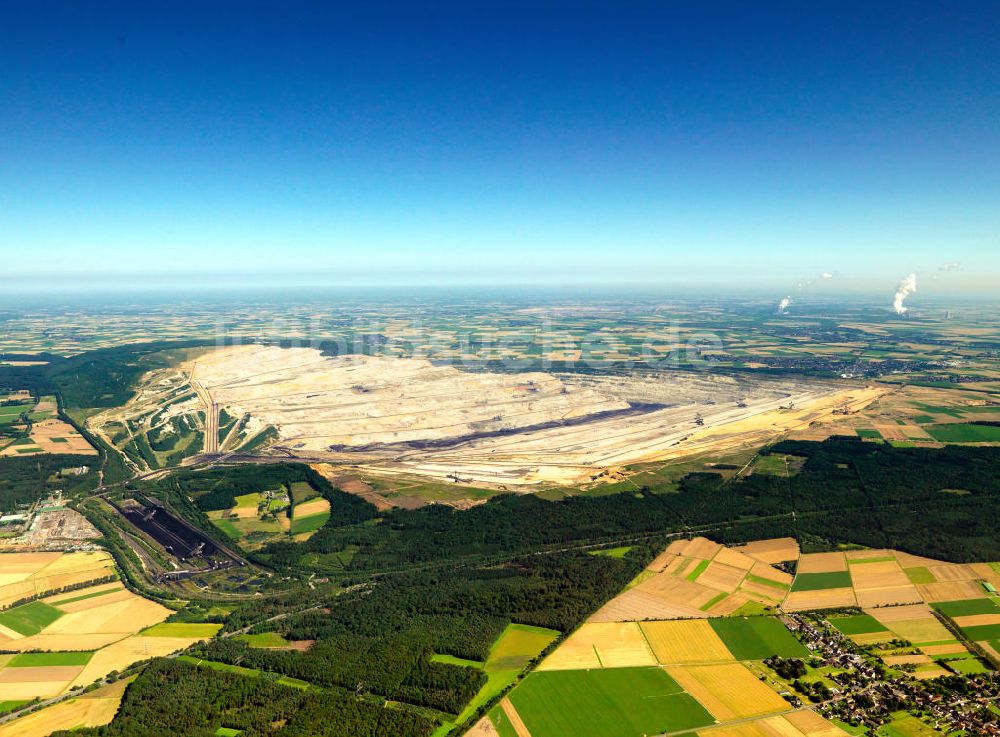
[53,659,436,737]
[196,551,636,714]
[0,454,99,513]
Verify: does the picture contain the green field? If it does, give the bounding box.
[903,567,936,584]
[932,598,1000,617]
[686,559,710,582]
[744,573,790,591]
[0,701,28,715]
[947,658,990,675]
[210,516,243,540]
[856,429,884,440]
[791,570,853,591]
[239,632,291,648]
[450,623,559,724]
[830,614,889,636]
[142,622,223,638]
[215,729,242,737]
[877,712,942,737]
[709,616,810,659]
[961,624,1000,641]
[0,601,63,636]
[289,511,330,535]
[508,667,714,737]
[486,624,559,671]
[7,651,94,667]
[926,423,1000,443]
[589,546,633,559]
[233,492,265,510]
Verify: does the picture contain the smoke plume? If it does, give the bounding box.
[892,273,917,315]
[778,296,791,314]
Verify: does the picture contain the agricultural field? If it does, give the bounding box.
[588,536,795,621]
[472,535,1000,737]
[0,677,132,737]
[0,551,116,610]
[933,598,1000,661]
[0,554,220,708]
[501,667,715,737]
[206,483,331,547]
[0,394,95,458]
[435,623,559,729]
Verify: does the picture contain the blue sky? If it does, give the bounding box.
[1,1,998,290]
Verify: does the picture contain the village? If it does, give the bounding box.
[773,612,1000,735]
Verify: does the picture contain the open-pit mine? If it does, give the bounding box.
[91,345,884,485]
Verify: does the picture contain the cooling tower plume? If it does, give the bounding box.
[893,273,917,315]
[777,296,791,314]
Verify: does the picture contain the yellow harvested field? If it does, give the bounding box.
[845,549,895,562]
[729,538,800,565]
[912,666,950,680]
[34,551,114,576]
[43,596,171,637]
[646,550,678,572]
[292,498,330,518]
[750,561,793,586]
[970,563,1000,583]
[639,620,734,664]
[916,581,984,602]
[701,711,852,737]
[855,585,922,608]
[0,666,82,683]
[953,613,1000,628]
[42,582,124,605]
[667,663,790,720]
[0,679,70,700]
[928,564,977,582]
[0,552,116,608]
[867,604,935,623]
[589,573,715,621]
[796,552,847,574]
[698,562,748,592]
[706,593,749,616]
[467,716,501,737]
[3,633,130,652]
[55,588,135,614]
[783,588,856,611]
[850,561,910,589]
[784,710,853,737]
[537,622,654,670]
[893,551,945,569]
[0,679,127,737]
[740,581,786,604]
[712,546,758,571]
[671,537,723,560]
[0,552,63,572]
[71,636,206,687]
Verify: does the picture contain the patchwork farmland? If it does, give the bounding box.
[468,536,1000,737]
[0,553,220,709]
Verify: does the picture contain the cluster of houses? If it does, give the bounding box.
[775,613,1000,735]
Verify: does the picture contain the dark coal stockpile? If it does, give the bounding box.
[121,501,219,559]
